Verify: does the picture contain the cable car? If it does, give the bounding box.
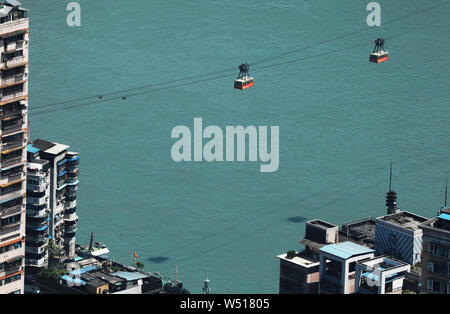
[370,38,389,63]
[234,63,254,90]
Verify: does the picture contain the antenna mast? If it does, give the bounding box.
[203,274,211,294]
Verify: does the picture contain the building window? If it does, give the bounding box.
[427,279,442,294]
[428,261,448,275]
[0,241,22,254]
[428,243,449,258]
[0,273,22,287]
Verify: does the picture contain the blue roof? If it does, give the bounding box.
[111,271,149,281]
[320,241,374,259]
[362,272,378,281]
[68,265,98,275]
[27,144,40,154]
[62,275,86,286]
[438,213,450,221]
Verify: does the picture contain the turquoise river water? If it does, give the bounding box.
[23,0,450,293]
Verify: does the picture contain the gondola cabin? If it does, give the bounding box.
[370,50,389,63]
[234,76,254,90]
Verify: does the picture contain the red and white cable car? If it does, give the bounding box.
[234,63,254,90]
[370,38,389,63]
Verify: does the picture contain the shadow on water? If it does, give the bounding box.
[286,216,308,223]
[147,256,170,263]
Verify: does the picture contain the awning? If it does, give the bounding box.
[0,178,24,188]
[1,115,21,122]
[0,161,24,171]
[1,145,25,155]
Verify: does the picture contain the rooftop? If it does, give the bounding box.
[111,271,150,281]
[33,139,69,156]
[4,0,22,7]
[340,217,376,247]
[359,256,409,271]
[320,241,374,259]
[420,214,450,233]
[27,144,39,154]
[308,219,338,229]
[277,252,319,268]
[377,211,428,231]
[438,213,450,221]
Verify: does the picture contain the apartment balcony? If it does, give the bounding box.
[26,207,48,219]
[26,217,48,232]
[0,18,29,38]
[0,204,22,219]
[26,234,48,245]
[64,212,78,222]
[64,225,77,235]
[66,186,78,198]
[0,73,26,89]
[0,264,23,278]
[0,170,25,187]
[26,196,47,207]
[66,155,79,168]
[1,137,25,152]
[64,219,78,233]
[1,157,23,169]
[0,88,24,102]
[0,100,26,118]
[25,243,47,255]
[0,219,21,231]
[65,199,77,210]
[26,228,49,242]
[26,180,47,193]
[1,118,24,135]
[25,257,47,268]
[26,183,47,194]
[0,189,23,203]
[66,175,79,184]
[1,55,28,71]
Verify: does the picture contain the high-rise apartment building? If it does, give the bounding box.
[24,156,50,293]
[0,0,28,294]
[419,206,450,294]
[27,139,79,262]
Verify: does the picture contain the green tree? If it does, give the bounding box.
[286,250,297,259]
[38,266,67,281]
[135,261,144,270]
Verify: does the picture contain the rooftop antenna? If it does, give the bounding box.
[386,161,398,215]
[203,274,211,294]
[445,177,448,207]
[89,231,94,251]
[389,160,393,191]
[175,265,178,284]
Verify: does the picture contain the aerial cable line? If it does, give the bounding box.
[30,72,234,116]
[252,16,449,72]
[33,67,236,111]
[30,1,449,115]
[30,20,438,117]
[250,0,450,65]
